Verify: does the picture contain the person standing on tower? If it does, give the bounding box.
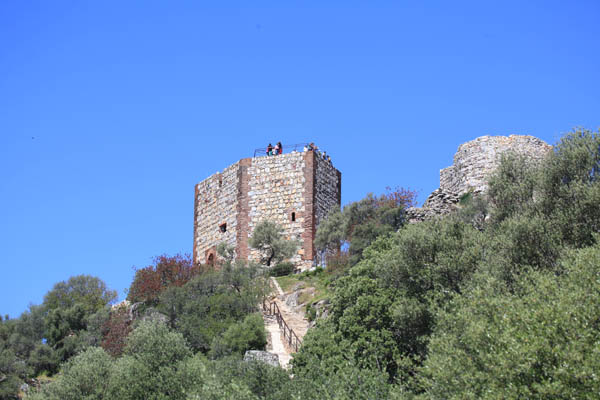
[277,141,283,155]
[266,143,273,156]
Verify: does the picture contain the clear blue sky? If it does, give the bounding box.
[1,1,599,318]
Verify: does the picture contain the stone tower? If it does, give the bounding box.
[193,148,341,270]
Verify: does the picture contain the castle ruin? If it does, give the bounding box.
[408,135,552,221]
[193,147,341,270]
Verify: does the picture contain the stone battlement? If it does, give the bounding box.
[193,149,341,270]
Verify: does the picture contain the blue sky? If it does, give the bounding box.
[1,1,599,318]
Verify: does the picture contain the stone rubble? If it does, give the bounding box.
[243,350,280,368]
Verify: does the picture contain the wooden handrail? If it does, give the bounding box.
[263,299,302,353]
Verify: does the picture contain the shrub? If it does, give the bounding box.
[28,347,113,400]
[0,348,29,399]
[100,307,132,357]
[324,250,351,277]
[156,264,266,354]
[209,313,266,358]
[269,262,295,277]
[127,254,201,305]
[106,320,192,400]
[305,304,317,322]
[421,243,600,398]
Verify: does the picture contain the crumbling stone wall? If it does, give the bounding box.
[193,149,341,270]
[408,135,552,221]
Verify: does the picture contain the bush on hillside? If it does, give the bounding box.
[100,307,132,357]
[156,263,267,354]
[127,254,201,305]
[269,262,295,277]
[209,313,267,358]
[28,346,113,400]
[421,242,600,398]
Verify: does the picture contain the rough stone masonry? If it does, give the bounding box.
[408,135,552,221]
[193,148,341,270]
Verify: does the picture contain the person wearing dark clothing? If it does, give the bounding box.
[277,141,283,155]
[267,143,273,156]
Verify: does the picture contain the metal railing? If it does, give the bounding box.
[262,299,303,353]
[253,143,310,158]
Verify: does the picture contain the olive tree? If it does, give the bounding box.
[249,221,299,267]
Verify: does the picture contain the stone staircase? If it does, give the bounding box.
[262,277,310,368]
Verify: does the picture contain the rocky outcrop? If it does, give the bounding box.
[244,350,280,367]
[408,135,552,222]
[308,299,330,328]
[285,291,300,308]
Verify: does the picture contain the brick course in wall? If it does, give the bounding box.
[193,149,341,270]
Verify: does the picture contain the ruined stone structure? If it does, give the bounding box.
[193,149,341,270]
[408,135,552,221]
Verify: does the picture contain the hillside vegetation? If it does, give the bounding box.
[1,128,599,399]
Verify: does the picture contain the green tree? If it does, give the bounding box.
[421,242,600,399]
[249,221,299,267]
[315,187,416,267]
[43,275,117,316]
[295,218,482,385]
[27,347,113,400]
[106,320,192,400]
[156,263,266,354]
[536,128,600,247]
[487,152,539,224]
[209,313,267,358]
[0,348,29,400]
[41,275,116,365]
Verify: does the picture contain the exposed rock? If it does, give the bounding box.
[408,135,552,222]
[285,291,300,307]
[19,377,51,393]
[243,350,280,367]
[291,282,304,292]
[130,302,144,320]
[111,299,131,310]
[308,299,331,327]
[140,308,169,324]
